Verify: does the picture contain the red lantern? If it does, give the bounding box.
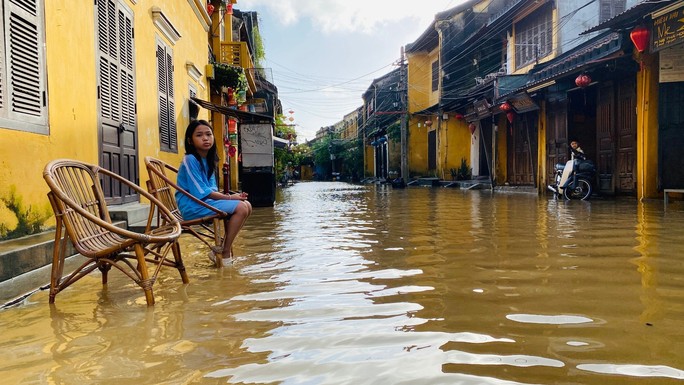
[630,25,650,53]
[207,3,214,16]
[468,122,477,135]
[575,73,591,88]
[227,118,237,134]
[425,120,433,127]
[226,3,233,14]
[499,101,512,112]
[506,111,515,124]
[454,113,464,120]
[228,145,237,157]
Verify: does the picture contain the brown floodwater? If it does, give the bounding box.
[2,181,684,385]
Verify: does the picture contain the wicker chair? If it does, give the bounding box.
[144,156,230,268]
[43,159,189,306]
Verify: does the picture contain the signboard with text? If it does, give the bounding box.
[652,5,684,52]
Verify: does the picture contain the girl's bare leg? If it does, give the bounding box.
[222,201,250,259]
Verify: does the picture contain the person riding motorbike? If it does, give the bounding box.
[570,140,586,161]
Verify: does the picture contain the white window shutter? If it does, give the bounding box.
[6,0,46,125]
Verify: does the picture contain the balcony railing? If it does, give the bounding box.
[220,41,256,92]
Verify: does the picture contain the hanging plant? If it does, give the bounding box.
[211,62,248,94]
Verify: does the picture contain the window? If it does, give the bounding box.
[515,4,553,69]
[0,0,48,134]
[157,39,176,152]
[431,60,439,92]
[599,0,626,23]
[188,85,198,121]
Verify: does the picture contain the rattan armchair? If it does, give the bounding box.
[43,159,189,306]
[144,156,230,268]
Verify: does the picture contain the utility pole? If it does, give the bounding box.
[399,46,409,183]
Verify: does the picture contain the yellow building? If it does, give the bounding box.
[405,11,471,180]
[0,0,213,238]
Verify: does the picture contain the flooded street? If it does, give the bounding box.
[2,181,684,384]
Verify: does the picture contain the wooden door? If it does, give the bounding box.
[428,129,436,171]
[616,78,636,194]
[596,82,615,194]
[659,82,684,189]
[546,100,567,184]
[96,0,138,204]
[508,112,537,185]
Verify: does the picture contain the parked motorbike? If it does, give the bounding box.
[547,158,596,200]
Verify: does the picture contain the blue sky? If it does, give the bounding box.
[239,0,465,142]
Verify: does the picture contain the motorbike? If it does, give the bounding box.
[547,157,596,200]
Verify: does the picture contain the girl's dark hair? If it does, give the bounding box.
[184,119,218,179]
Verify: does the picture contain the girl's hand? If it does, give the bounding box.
[228,192,248,201]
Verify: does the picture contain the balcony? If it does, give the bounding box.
[220,41,256,92]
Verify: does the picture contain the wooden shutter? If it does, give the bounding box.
[3,0,46,127]
[157,41,176,152]
[120,10,135,129]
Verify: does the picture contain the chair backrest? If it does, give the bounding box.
[145,157,184,223]
[43,159,114,247]
[144,156,227,224]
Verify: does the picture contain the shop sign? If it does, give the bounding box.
[652,5,684,52]
[508,93,539,113]
[659,44,684,83]
[474,99,491,118]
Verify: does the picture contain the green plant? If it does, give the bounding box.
[0,186,51,240]
[252,26,266,68]
[455,158,472,180]
[211,63,247,94]
[386,121,401,143]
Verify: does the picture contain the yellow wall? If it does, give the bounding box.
[407,47,438,177]
[638,53,660,199]
[0,0,211,234]
[437,117,471,180]
[408,120,430,176]
[364,144,374,177]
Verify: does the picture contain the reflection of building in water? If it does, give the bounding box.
[631,203,663,324]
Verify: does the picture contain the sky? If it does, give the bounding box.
[238,0,467,142]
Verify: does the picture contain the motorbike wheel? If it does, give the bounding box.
[563,178,592,200]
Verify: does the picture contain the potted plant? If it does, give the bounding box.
[211,62,247,96]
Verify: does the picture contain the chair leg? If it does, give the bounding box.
[172,241,189,284]
[134,244,155,306]
[49,219,66,304]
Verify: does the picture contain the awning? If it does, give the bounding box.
[190,97,274,123]
[273,136,289,149]
[501,32,623,97]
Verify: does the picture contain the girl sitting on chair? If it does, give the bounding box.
[176,119,252,264]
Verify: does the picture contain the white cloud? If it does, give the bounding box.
[243,0,458,34]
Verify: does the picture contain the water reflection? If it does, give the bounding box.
[1,182,684,385]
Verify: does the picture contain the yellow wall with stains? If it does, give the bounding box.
[0,0,212,235]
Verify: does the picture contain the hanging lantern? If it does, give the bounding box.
[468,122,477,135]
[425,120,433,127]
[499,101,513,112]
[630,25,650,53]
[226,3,233,14]
[575,73,592,88]
[454,113,464,120]
[506,111,515,124]
[207,3,215,16]
[228,145,237,157]
[227,118,237,134]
